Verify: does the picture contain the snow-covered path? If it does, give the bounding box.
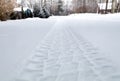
[13,19,120,81]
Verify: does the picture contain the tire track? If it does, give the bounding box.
[66,26,120,81]
[14,21,120,81]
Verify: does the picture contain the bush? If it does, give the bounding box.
[0,0,16,21]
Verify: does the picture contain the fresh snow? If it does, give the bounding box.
[14,7,33,12]
[0,14,120,81]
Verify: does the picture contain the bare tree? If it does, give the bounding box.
[105,0,108,14]
[117,0,120,12]
[0,0,16,21]
[57,0,63,15]
[72,0,98,13]
[111,0,117,13]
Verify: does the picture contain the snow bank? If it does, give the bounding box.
[69,13,120,22]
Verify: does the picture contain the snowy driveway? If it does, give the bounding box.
[0,14,120,81]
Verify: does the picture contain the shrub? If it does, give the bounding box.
[0,0,16,21]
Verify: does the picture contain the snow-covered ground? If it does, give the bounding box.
[0,14,120,81]
[0,18,56,81]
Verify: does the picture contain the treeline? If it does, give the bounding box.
[0,0,98,21]
[1,0,120,21]
[0,0,65,21]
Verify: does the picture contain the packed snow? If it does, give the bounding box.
[0,14,120,81]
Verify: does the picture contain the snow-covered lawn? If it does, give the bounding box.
[0,14,120,81]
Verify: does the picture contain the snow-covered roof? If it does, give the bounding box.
[98,3,112,10]
[14,7,33,12]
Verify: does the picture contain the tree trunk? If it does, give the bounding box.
[105,0,108,14]
[112,0,117,13]
[44,0,46,6]
[83,0,86,13]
